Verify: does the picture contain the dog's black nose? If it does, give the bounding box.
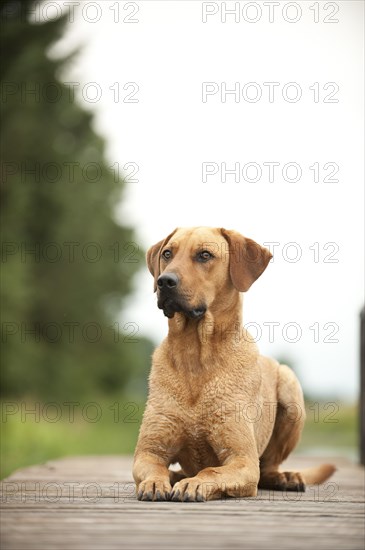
[157,273,179,290]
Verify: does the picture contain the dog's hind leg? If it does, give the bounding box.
[259,364,306,491]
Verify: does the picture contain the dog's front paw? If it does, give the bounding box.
[137,478,172,501]
[170,477,207,502]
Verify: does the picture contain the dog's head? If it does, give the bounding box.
[147,227,272,319]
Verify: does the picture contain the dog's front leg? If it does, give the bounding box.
[170,456,259,502]
[133,406,183,501]
[133,451,172,501]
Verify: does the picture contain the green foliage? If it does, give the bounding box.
[1,0,153,400]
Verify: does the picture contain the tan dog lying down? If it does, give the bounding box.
[133,227,335,502]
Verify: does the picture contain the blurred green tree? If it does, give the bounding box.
[0,0,153,400]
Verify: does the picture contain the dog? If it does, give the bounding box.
[133,227,335,501]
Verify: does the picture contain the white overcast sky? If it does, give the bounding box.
[42,0,364,400]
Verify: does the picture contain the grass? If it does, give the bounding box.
[0,397,144,479]
[0,399,359,479]
[297,401,358,456]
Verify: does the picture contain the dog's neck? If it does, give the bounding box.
[166,289,247,371]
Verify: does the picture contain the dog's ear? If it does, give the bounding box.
[146,229,178,291]
[221,228,272,292]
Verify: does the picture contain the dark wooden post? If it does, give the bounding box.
[361,306,365,465]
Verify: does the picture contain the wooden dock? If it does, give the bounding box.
[1,455,364,550]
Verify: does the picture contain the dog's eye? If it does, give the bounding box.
[162,250,172,260]
[197,250,213,262]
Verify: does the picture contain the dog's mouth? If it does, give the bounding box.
[158,297,206,320]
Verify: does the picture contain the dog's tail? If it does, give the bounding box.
[300,463,336,484]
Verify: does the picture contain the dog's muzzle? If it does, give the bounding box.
[157,273,206,320]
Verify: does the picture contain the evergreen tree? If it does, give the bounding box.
[0,0,153,400]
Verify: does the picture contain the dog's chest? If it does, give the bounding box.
[177,423,221,474]
[173,382,239,474]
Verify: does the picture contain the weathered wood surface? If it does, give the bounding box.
[1,455,364,550]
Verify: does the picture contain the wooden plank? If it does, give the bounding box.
[1,455,364,550]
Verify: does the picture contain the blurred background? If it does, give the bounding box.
[1,0,363,478]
